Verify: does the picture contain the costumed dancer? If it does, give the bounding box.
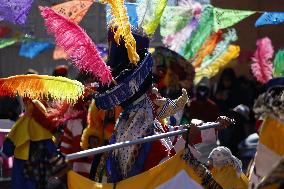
[0,98,67,189]
[80,99,122,181]
[59,98,90,177]
[93,27,233,187]
[249,77,284,188]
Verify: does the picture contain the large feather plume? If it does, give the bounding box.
[0,75,84,103]
[39,6,113,85]
[103,0,140,65]
[251,37,274,84]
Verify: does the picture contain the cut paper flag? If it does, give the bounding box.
[0,26,11,38]
[106,3,138,27]
[40,6,113,85]
[273,49,284,77]
[137,0,167,35]
[255,12,284,27]
[0,0,33,25]
[213,7,256,32]
[52,0,94,60]
[52,0,93,24]
[19,41,54,59]
[251,37,274,84]
[160,6,195,37]
[0,75,84,103]
[0,37,18,49]
[195,45,240,84]
[103,0,139,64]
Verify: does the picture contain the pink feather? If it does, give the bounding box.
[251,37,274,84]
[39,6,113,85]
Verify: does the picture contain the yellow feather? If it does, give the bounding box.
[105,0,140,64]
[0,74,84,103]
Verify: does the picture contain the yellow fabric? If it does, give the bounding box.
[68,151,202,189]
[7,115,53,160]
[259,116,284,156]
[211,165,248,189]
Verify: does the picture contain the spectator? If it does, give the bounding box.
[187,77,219,122]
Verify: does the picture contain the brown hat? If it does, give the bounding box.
[53,65,69,77]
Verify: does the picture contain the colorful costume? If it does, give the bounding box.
[249,77,284,188]
[209,146,249,189]
[0,100,66,189]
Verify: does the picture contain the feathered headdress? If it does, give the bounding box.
[273,49,284,77]
[0,75,84,103]
[103,0,140,64]
[39,6,113,85]
[251,37,274,84]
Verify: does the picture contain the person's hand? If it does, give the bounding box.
[215,116,235,130]
[182,123,201,145]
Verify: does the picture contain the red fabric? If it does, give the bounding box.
[143,140,168,171]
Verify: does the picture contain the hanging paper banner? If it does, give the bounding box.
[255,12,284,27]
[106,3,138,27]
[181,5,214,60]
[0,0,33,25]
[160,6,195,37]
[51,0,94,60]
[137,0,167,35]
[0,38,18,49]
[213,7,256,32]
[19,41,54,59]
[52,0,93,23]
[0,26,11,38]
[273,49,284,77]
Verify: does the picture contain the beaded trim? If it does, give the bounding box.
[94,53,153,110]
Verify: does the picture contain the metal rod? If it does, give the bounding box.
[66,122,219,160]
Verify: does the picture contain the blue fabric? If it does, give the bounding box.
[2,138,58,189]
[19,41,54,59]
[106,135,152,183]
[94,53,153,110]
[106,3,138,28]
[255,12,284,27]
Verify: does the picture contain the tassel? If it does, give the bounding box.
[195,45,240,84]
[104,0,140,64]
[273,49,284,77]
[0,75,84,103]
[39,6,113,85]
[251,37,274,84]
[193,30,223,68]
